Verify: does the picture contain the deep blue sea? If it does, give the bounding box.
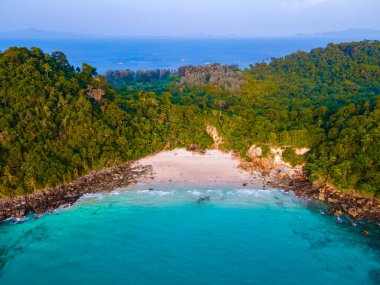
[0,38,366,73]
[0,184,379,285]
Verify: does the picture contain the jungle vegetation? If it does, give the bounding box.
[0,40,379,197]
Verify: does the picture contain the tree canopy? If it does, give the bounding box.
[1,40,379,197]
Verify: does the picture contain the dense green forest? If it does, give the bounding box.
[1,41,379,198]
[0,47,211,197]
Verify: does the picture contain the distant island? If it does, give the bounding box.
[2,27,380,40]
[296,28,380,39]
[0,40,379,222]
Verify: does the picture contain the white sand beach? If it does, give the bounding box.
[136,149,261,186]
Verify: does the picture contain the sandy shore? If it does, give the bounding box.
[2,148,380,223]
[136,148,260,186]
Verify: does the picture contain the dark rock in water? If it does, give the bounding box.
[149,188,154,191]
[243,183,247,187]
[0,163,151,222]
[197,196,210,204]
[361,230,370,236]
[279,174,380,223]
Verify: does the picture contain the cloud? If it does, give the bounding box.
[305,0,330,5]
[283,0,335,11]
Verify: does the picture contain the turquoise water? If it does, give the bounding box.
[0,184,379,285]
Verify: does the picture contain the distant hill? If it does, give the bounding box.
[296,29,380,39]
[0,28,85,39]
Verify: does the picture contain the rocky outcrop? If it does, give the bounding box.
[270,147,294,168]
[177,64,244,93]
[247,145,262,157]
[243,145,380,222]
[86,85,105,102]
[275,174,380,222]
[294,148,310,155]
[206,125,223,149]
[0,163,152,222]
[247,144,309,169]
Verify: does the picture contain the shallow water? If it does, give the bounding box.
[0,184,379,285]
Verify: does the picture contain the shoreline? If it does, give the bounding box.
[0,148,380,224]
[0,163,152,222]
[240,161,380,223]
[136,149,261,186]
[280,175,380,223]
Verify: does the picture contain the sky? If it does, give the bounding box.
[0,0,379,37]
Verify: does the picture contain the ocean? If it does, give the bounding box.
[0,38,364,74]
[0,184,379,285]
[1,38,380,284]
